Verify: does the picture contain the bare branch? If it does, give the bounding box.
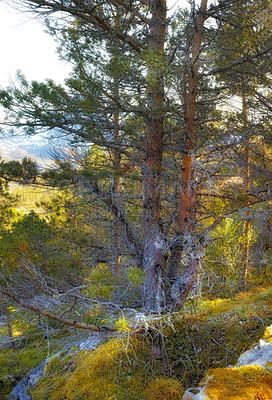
[0,287,117,333]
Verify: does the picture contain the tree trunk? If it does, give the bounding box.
[169,0,208,306]
[111,12,122,276]
[142,0,167,313]
[240,90,250,287]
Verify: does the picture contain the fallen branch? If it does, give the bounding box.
[0,287,117,333]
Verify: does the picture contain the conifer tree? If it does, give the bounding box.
[1,0,272,314]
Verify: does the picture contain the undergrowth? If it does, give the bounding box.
[0,341,48,399]
[163,286,272,387]
[2,286,272,399]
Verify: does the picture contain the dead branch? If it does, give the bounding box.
[0,287,117,333]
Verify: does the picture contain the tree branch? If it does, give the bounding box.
[82,179,144,265]
[0,287,117,332]
[16,0,144,53]
[203,45,272,78]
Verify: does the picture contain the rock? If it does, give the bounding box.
[182,387,207,400]
[7,333,106,399]
[236,339,272,368]
[182,325,272,400]
[8,362,45,400]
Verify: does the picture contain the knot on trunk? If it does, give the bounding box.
[182,230,208,260]
[170,275,188,304]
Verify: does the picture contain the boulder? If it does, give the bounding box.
[8,362,45,400]
[7,333,106,399]
[182,325,272,400]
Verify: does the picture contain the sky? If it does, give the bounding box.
[0,0,189,166]
[0,2,71,86]
[0,1,72,166]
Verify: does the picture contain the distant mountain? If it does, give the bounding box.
[0,134,68,167]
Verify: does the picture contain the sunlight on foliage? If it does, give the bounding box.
[115,317,131,332]
[127,266,145,286]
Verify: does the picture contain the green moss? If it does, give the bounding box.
[8,287,272,400]
[163,310,268,388]
[31,338,184,400]
[32,338,142,399]
[0,343,48,398]
[127,266,145,287]
[144,378,184,400]
[201,287,272,317]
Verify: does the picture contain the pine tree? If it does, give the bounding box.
[1,0,272,314]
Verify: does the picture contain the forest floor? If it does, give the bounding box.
[1,284,272,399]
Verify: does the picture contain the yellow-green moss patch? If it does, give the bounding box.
[204,365,272,400]
[144,377,184,400]
[0,343,48,398]
[31,337,183,400]
[201,287,272,317]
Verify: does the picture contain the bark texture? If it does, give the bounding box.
[240,90,250,287]
[142,0,167,312]
[169,0,208,306]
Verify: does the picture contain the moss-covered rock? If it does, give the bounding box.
[144,377,184,400]
[182,322,272,399]
[31,337,184,400]
[0,344,47,399]
[5,286,272,399]
[163,287,272,388]
[204,365,272,400]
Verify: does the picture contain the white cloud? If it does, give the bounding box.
[0,3,71,86]
[0,136,53,165]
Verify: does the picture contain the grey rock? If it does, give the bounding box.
[236,339,272,368]
[7,333,106,399]
[8,362,45,400]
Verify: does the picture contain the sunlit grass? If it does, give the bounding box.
[199,286,272,317]
[263,325,272,342]
[9,182,55,213]
[12,329,23,337]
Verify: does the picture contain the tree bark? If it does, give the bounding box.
[240,90,250,287]
[111,11,122,276]
[142,0,167,313]
[169,0,208,306]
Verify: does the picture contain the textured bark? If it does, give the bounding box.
[111,14,122,276]
[180,0,207,232]
[168,238,183,281]
[171,258,200,306]
[169,0,208,306]
[142,0,167,312]
[240,91,250,287]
